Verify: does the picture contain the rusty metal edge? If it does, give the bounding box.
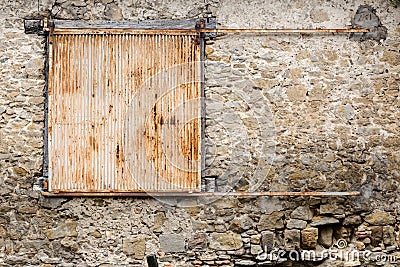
[41,191,361,197]
[51,28,369,35]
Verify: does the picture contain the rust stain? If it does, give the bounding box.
[48,31,201,192]
[179,118,199,161]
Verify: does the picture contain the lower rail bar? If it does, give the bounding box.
[41,191,360,197]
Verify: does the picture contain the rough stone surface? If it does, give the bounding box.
[209,233,243,251]
[301,228,319,250]
[291,206,313,221]
[159,234,186,253]
[123,237,146,259]
[365,211,396,226]
[257,212,285,231]
[284,229,301,250]
[286,219,307,229]
[0,0,399,266]
[310,216,340,227]
[318,227,333,248]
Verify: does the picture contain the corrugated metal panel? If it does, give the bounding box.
[48,32,202,192]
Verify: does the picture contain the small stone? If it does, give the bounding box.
[256,197,284,214]
[257,211,285,231]
[301,228,318,249]
[46,221,78,240]
[209,233,243,251]
[250,244,262,255]
[345,104,355,120]
[91,230,102,238]
[286,84,307,101]
[235,259,257,266]
[318,227,333,248]
[188,233,207,250]
[369,226,383,247]
[383,226,396,246]
[13,166,28,177]
[319,204,345,215]
[104,3,123,20]
[284,229,300,250]
[286,219,307,229]
[250,235,261,245]
[260,231,274,252]
[310,216,339,227]
[355,241,365,250]
[365,211,396,226]
[159,234,185,253]
[123,237,146,259]
[381,50,400,66]
[343,215,362,226]
[310,8,330,23]
[229,215,254,233]
[291,206,312,221]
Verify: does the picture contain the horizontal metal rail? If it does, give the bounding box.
[42,191,360,197]
[200,28,370,34]
[51,28,369,35]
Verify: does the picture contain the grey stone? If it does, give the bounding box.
[159,234,185,253]
[286,219,307,229]
[261,231,275,252]
[310,216,339,227]
[250,244,263,255]
[319,203,345,215]
[345,104,355,120]
[256,197,284,214]
[318,227,333,248]
[343,215,362,226]
[291,206,312,221]
[257,211,285,231]
[351,5,387,41]
[209,233,243,251]
[284,229,300,250]
[229,215,254,233]
[39,197,68,209]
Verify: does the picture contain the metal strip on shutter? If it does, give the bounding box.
[47,30,202,193]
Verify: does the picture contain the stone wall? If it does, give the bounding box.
[0,0,400,266]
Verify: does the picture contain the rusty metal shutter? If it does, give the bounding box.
[46,21,208,193]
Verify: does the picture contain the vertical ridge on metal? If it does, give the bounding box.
[46,19,214,193]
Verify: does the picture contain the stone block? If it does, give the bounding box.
[209,233,242,251]
[365,211,396,226]
[310,216,339,227]
[188,232,207,250]
[369,226,383,247]
[261,231,274,252]
[383,226,396,246]
[284,229,300,250]
[123,237,146,259]
[46,221,78,240]
[257,211,285,231]
[286,219,307,229]
[291,206,312,221]
[318,227,333,248]
[301,228,318,250]
[159,234,185,253]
